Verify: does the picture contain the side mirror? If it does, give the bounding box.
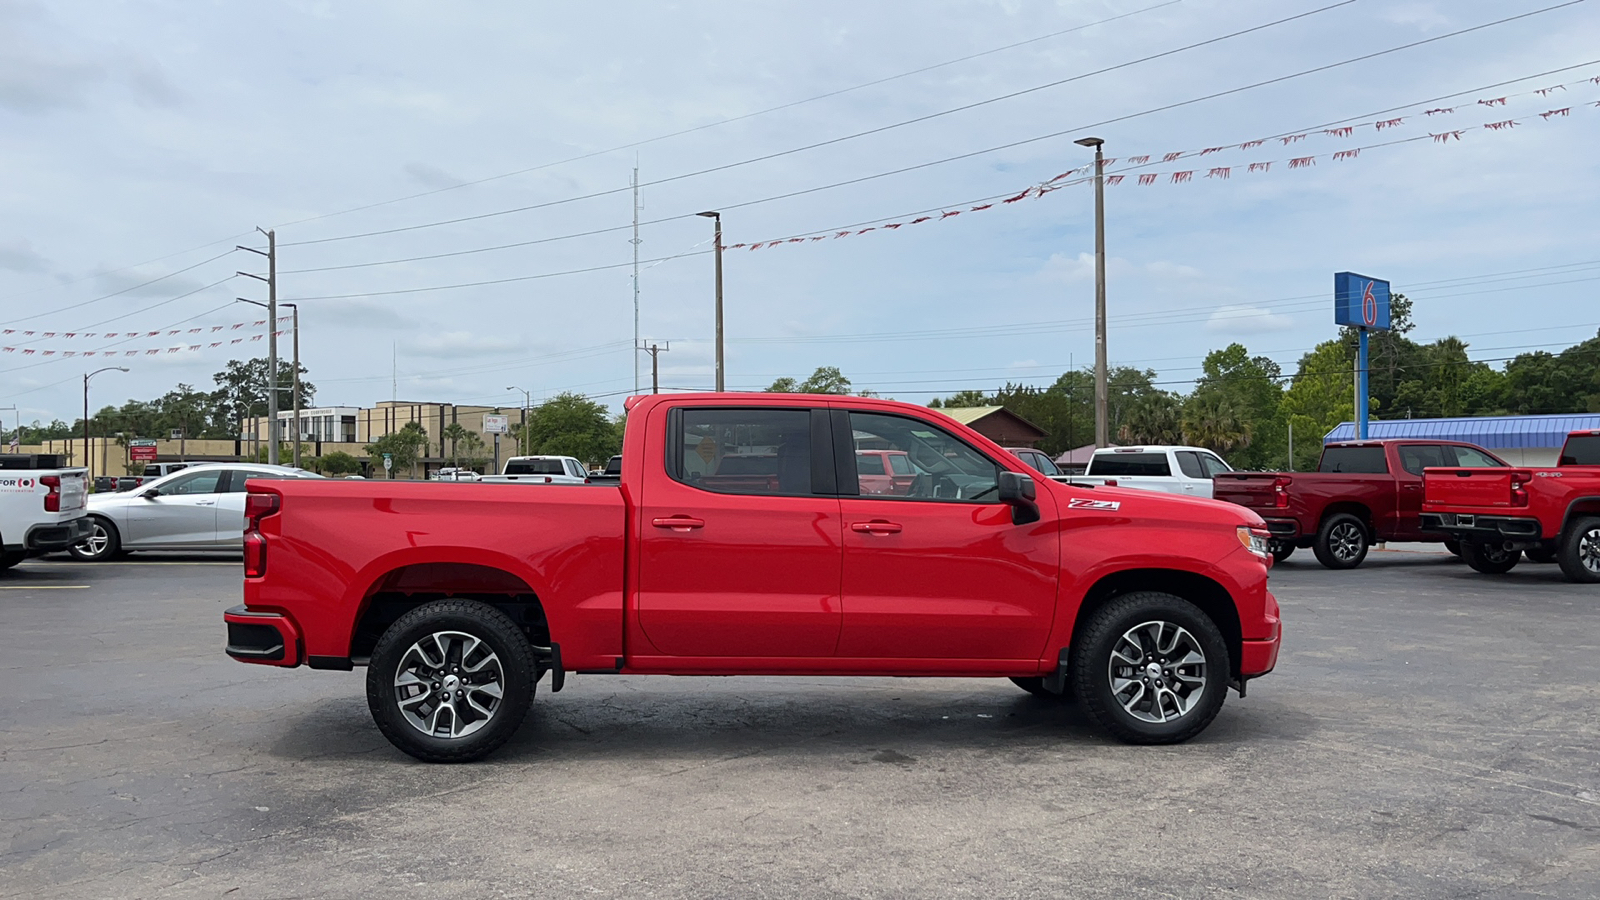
[141,488,161,499]
[996,471,1040,525]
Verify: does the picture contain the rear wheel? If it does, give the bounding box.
[0,551,25,571]
[367,599,536,763]
[1464,542,1520,575]
[67,517,121,561]
[1557,517,1600,584]
[1009,676,1072,703]
[1313,513,1369,570]
[1071,592,1228,745]
[1270,543,1295,564]
[1444,540,1462,558]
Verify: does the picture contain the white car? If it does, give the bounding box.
[1,459,90,570]
[477,455,589,484]
[1064,445,1234,498]
[69,463,321,560]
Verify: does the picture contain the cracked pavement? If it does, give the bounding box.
[1,549,1598,898]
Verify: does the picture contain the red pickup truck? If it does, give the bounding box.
[225,393,1281,762]
[1213,440,1508,569]
[1421,431,1600,581]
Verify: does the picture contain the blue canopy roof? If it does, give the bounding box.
[1324,414,1600,449]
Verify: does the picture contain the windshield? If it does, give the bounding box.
[504,459,568,475]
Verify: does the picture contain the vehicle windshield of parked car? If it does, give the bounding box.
[504,459,567,476]
[849,412,998,501]
[1560,435,1600,466]
[1319,446,1388,474]
[1090,452,1171,477]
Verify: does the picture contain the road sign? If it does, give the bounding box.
[130,446,158,462]
[483,415,510,435]
[128,439,158,447]
[1333,272,1391,331]
[383,456,393,471]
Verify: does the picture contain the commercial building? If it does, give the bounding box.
[1325,413,1600,467]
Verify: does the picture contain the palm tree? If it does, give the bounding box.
[441,422,468,467]
[1182,392,1252,453]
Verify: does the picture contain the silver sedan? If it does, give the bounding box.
[69,463,322,560]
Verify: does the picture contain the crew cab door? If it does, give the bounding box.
[835,410,1059,661]
[634,405,843,659]
[1393,444,1450,539]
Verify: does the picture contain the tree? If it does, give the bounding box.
[455,431,488,472]
[767,366,855,395]
[930,390,992,409]
[366,421,428,479]
[441,422,469,466]
[317,450,362,475]
[1281,339,1356,472]
[1188,344,1284,468]
[210,357,315,437]
[518,393,622,465]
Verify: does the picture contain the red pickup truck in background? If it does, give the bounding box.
[1213,440,1508,570]
[225,393,1281,762]
[1422,431,1600,581]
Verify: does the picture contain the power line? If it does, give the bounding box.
[0,249,238,328]
[267,2,1183,232]
[279,2,1357,248]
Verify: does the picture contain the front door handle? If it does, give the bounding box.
[652,516,705,532]
[850,521,903,535]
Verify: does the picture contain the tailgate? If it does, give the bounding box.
[1212,473,1283,510]
[1423,467,1523,510]
[59,471,87,512]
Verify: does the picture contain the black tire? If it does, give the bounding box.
[1524,546,1557,564]
[1557,516,1600,584]
[366,599,536,763]
[1444,540,1462,558]
[1009,676,1073,703]
[1464,542,1520,575]
[1071,592,1229,745]
[67,516,121,561]
[1313,513,1369,570]
[1270,543,1295,564]
[0,551,25,571]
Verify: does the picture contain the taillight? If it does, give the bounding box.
[1510,474,1529,507]
[243,492,280,578]
[40,475,61,512]
[1103,479,1118,487]
[1274,475,1291,509]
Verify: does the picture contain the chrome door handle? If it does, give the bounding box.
[850,521,903,535]
[652,516,705,532]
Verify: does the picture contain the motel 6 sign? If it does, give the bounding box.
[1334,272,1392,332]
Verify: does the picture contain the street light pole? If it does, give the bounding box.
[1075,137,1109,448]
[83,366,129,481]
[696,211,724,392]
[506,386,531,455]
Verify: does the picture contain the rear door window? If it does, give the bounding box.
[1090,453,1172,477]
[1318,446,1389,474]
[1175,452,1205,478]
[1397,444,1449,476]
[674,407,816,496]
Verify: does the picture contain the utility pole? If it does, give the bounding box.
[237,228,278,464]
[645,342,670,394]
[1075,137,1109,448]
[631,163,642,394]
[0,406,16,453]
[696,211,724,391]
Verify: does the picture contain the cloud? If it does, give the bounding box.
[0,239,50,273]
[1205,305,1295,335]
[403,162,467,190]
[1144,260,1201,279]
[1381,3,1452,31]
[407,330,525,358]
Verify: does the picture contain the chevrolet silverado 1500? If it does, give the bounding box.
[225,394,1282,762]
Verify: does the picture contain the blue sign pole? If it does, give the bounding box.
[1357,329,1370,440]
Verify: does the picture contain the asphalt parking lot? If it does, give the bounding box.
[3,548,1599,899]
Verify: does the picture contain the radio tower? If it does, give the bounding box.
[631,162,642,394]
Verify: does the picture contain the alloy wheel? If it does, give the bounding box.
[1581,527,1600,575]
[1329,522,1363,562]
[392,630,505,739]
[1107,620,1208,724]
[81,523,109,558]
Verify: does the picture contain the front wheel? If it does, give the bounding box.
[1071,592,1228,745]
[1557,517,1600,584]
[367,599,536,763]
[1313,513,1369,570]
[68,517,121,561]
[1464,542,1520,575]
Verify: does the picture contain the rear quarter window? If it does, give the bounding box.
[1319,446,1389,474]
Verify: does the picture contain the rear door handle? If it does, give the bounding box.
[652,516,705,532]
[850,521,903,535]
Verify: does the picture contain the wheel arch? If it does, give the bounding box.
[1320,502,1373,535]
[349,562,550,661]
[1561,498,1600,536]
[1070,568,1242,678]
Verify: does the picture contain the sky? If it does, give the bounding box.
[2,0,1598,426]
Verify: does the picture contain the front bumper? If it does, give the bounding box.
[1419,512,1543,545]
[224,605,302,667]
[25,515,95,553]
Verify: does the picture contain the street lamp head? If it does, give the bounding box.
[696,211,720,219]
[1074,137,1105,148]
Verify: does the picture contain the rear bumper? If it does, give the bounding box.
[1419,512,1543,543]
[1259,517,1301,541]
[224,605,302,667]
[25,515,94,552]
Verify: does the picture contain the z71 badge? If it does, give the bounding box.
[1068,498,1121,511]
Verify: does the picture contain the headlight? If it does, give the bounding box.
[1237,525,1271,559]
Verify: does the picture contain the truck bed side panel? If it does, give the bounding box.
[246,482,627,669]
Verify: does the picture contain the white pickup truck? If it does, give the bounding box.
[0,456,92,570]
[477,455,589,485]
[1064,445,1234,498]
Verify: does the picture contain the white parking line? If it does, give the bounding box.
[0,585,90,590]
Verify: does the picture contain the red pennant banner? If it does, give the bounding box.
[1288,156,1315,168]
[1206,167,1231,179]
[1375,118,1405,130]
[1333,149,1360,161]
